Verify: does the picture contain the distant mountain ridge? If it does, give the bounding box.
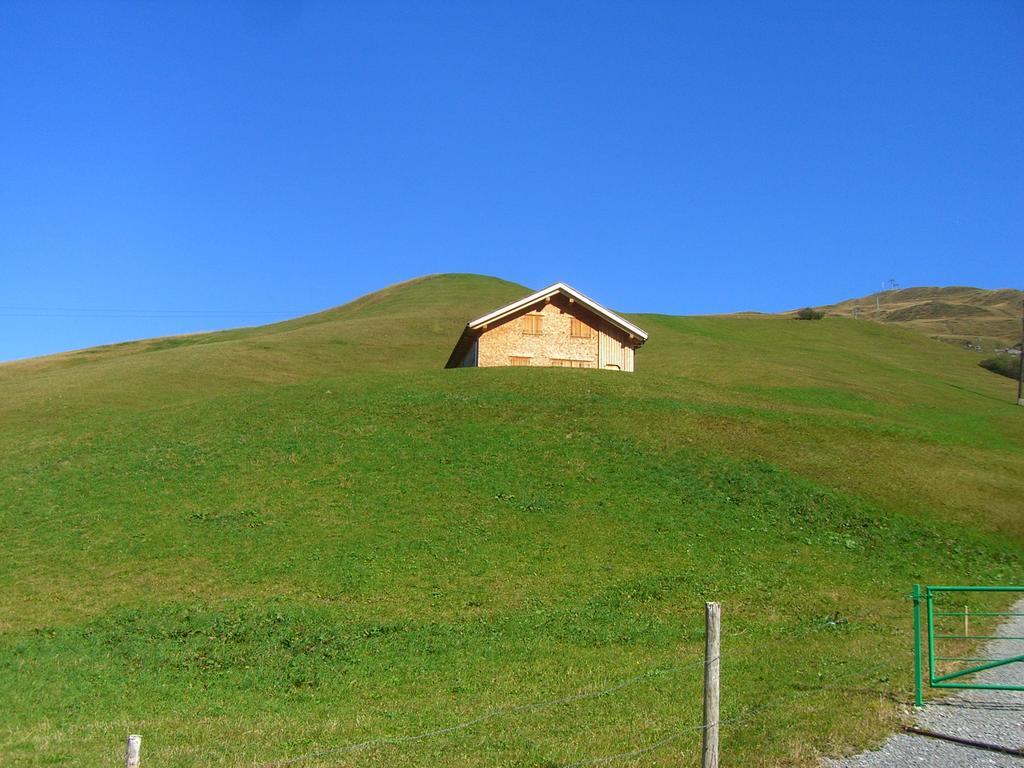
[805,286,1023,350]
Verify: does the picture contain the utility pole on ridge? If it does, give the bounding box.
[1017,299,1023,407]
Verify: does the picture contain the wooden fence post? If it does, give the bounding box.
[125,735,141,768]
[702,602,720,768]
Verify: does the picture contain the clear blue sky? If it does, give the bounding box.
[2,1,1021,361]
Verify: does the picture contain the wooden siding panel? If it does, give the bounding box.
[598,329,625,370]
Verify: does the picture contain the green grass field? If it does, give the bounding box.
[1,274,1021,767]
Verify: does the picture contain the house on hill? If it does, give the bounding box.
[445,282,649,371]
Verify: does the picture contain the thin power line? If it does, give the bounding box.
[0,306,302,318]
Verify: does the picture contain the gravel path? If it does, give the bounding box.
[828,599,1024,767]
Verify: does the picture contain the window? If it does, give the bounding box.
[509,356,531,366]
[551,359,592,368]
[522,314,543,335]
[570,317,592,338]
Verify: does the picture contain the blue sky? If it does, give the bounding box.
[1,0,1021,361]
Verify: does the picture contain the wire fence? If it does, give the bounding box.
[261,661,694,768]
[102,590,1012,767]
[256,631,900,768]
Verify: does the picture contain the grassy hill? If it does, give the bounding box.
[1,274,1022,767]
[806,286,1023,351]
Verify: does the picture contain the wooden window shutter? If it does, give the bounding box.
[522,314,542,335]
[551,358,591,368]
[570,317,592,338]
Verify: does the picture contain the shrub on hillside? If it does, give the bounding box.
[979,355,1022,380]
[795,307,825,320]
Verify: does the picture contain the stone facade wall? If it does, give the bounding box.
[476,295,636,369]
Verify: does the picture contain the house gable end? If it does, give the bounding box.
[467,283,648,342]
[444,282,648,371]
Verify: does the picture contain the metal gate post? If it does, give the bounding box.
[912,584,923,707]
[926,587,936,689]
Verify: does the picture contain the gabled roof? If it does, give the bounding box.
[468,282,649,340]
[445,282,648,368]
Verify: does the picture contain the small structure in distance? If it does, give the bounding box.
[445,282,648,372]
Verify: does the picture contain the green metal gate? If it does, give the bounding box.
[912,584,1024,706]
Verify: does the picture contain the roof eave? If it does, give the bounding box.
[466,282,648,343]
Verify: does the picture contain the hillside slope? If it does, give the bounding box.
[807,285,1023,350]
[1,274,1022,768]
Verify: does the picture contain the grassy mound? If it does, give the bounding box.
[1,274,1022,767]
